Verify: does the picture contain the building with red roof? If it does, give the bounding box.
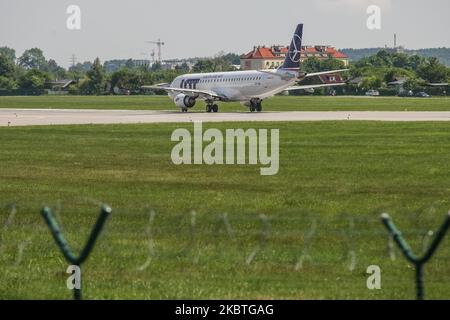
[240,45,348,70]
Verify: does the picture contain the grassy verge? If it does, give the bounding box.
[0,95,449,111]
[1,121,450,299]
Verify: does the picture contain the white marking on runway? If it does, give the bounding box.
[1,109,450,126]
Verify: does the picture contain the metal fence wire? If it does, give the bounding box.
[1,200,450,300]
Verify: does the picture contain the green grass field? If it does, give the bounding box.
[1,121,450,299]
[0,95,449,111]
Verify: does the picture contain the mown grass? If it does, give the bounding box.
[0,95,449,111]
[1,121,450,299]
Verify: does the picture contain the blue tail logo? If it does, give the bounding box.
[280,24,303,69]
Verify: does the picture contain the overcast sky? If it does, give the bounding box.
[1,0,449,68]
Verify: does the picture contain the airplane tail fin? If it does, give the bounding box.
[279,24,303,70]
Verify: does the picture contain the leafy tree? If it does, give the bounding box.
[0,76,17,90]
[302,56,344,73]
[221,53,241,65]
[406,54,426,70]
[321,57,345,71]
[151,62,162,71]
[136,63,151,73]
[76,78,91,94]
[125,59,135,69]
[68,61,93,81]
[0,55,16,77]
[18,69,51,89]
[69,61,93,73]
[84,57,106,94]
[174,62,190,72]
[403,77,426,91]
[302,57,321,73]
[392,53,409,68]
[148,69,184,84]
[383,67,414,83]
[343,47,450,67]
[372,50,392,67]
[361,75,383,89]
[0,46,16,62]
[18,48,48,70]
[46,59,67,79]
[191,54,234,73]
[384,69,397,83]
[211,55,234,71]
[192,59,215,73]
[417,57,449,83]
[110,68,145,92]
[0,48,19,91]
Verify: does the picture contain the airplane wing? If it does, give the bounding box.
[141,85,224,100]
[284,82,346,91]
[305,69,349,78]
[261,69,348,80]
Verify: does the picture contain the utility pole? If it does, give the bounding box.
[70,54,77,67]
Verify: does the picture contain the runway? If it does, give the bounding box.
[1,109,450,126]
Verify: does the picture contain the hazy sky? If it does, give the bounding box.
[1,0,449,68]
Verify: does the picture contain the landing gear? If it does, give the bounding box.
[206,103,219,113]
[249,99,262,112]
[181,107,188,113]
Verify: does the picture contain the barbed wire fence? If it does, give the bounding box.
[1,200,450,300]
[137,208,156,272]
[381,211,450,300]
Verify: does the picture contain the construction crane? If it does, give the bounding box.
[150,49,156,64]
[145,39,165,63]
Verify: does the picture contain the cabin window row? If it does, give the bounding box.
[199,77,262,83]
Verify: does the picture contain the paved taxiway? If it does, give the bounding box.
[1,109,450,126]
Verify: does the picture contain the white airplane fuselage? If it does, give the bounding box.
[142,24,347,112]
[168,69,304,102]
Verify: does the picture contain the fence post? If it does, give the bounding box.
[381,211,450,300]
[295,217,317,271]
[137,209,156,271]
[0,204,17,254]
[246,214,270,265]
[41,204,112,300]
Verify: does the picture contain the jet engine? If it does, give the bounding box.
[174,94,196,109]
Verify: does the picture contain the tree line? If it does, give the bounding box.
[0,46,240,95]
[0,46,449,95]
[302,49,449,94]
[342,47,450,67]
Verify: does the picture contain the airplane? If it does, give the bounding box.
[142,24,348,113]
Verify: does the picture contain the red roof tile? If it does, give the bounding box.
[325,47,348,58]
[242,45,348,60]
[304,47,318,53]
[241,47,275,59]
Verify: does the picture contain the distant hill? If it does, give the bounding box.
[341,47,450,66]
